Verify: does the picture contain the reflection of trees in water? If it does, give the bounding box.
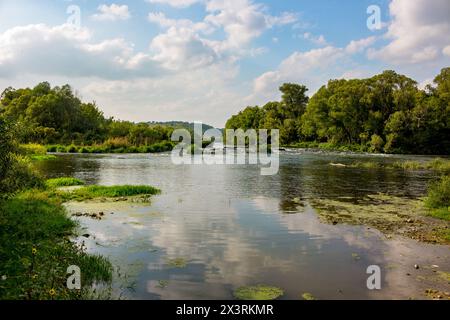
[36,155,101,183]
[277,157,434,213]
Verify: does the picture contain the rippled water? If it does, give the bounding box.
[36,151,449,299]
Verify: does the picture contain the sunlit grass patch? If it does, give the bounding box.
[45,177,85,188]
[233,285,284,300]
[69,185,160,200]
[29,155,57,161]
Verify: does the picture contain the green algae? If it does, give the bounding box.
[233,285,284,300]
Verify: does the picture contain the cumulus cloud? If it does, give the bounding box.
[0,24,159,78]
[345,36,376,54]
[92,4,131,21]
[368,0,450,63]
[150,26,219,70]
[248,46,346,103]
[145,0,201,8]
[302,32,328,46]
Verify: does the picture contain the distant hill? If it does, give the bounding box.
[147,121,221,134]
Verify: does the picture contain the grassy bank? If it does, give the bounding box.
[349,158,450,173]
[46,141,174,154]
[0,193,112,299]
[0,180,161,299]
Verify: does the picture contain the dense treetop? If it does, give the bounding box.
[225,68,450,154]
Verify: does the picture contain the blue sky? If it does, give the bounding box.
[0,0,449,126]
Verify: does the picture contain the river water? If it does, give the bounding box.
[35,150,450,299]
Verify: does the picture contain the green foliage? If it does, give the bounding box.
[0,119,44,197]
[226,68,450,154]
[0,82,175,148]
[60,185,161,201]
[45,177,85,188]
[18,143,47,155]
[0,195,112,299]
[425,175,450,211]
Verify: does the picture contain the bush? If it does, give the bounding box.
[425,175,450,209]
[67,145,78,153]
[19,143,47,155]
[369,134,384,153]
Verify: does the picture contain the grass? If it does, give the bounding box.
[349,158,450,173]
[45,177,85,188]
[29,155,57,161]
[66,185,160,201]
[234,285,284,300]
[425,175,450,222]
[19,143,47,156]
[46,141,174,154]
[0,195,112,299]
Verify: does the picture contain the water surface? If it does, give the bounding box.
[37,151,450,299]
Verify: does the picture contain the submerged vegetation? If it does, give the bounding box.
[233,285,284,300]
[226,68,450,155]
[310,193,450,244]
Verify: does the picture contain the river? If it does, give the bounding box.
[35,150,450,299]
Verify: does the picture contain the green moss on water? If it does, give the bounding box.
[301,293,316,300]
[233,285,284,300]
[166,258,187,268]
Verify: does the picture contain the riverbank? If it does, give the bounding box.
[0,176,161,299]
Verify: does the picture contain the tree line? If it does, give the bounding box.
[0,82,174,148]
[226,68,450,154]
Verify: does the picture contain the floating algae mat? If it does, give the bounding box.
[166,258,187,268]
[309,193,450,243]
[233,285,284,300]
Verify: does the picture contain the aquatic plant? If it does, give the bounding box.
[233,285,284,300]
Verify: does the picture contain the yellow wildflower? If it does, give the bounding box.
[49,288,56,296]
[32,248,37,255]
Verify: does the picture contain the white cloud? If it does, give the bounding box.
[145,0,201,8]
[345,36,376,54]
[248,46,346,103]
[148,12,214,34]
[204,0,297,50]
[368,0,450,64]
[0,24,159,78]
[302,32,328,46]
[443,45,450,57]
[92,4,131,21]
[150,26,219,70]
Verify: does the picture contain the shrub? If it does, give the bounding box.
[67,145,78,153]
[369,134,384,153]
[19,143,47,155]
[425,175,450,209]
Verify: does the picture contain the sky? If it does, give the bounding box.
[0,0,449,127]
